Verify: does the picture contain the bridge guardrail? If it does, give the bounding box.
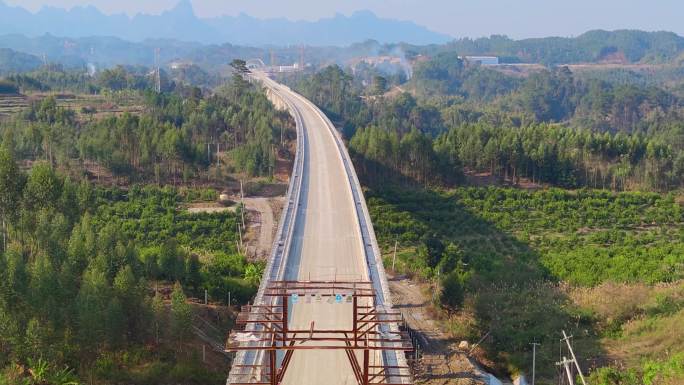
[227,75,306,384]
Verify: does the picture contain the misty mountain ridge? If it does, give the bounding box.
[0,0,452,46]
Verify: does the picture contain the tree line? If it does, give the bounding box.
[4,62,222,94]
[292,63,684,191]
[435,30,684,65]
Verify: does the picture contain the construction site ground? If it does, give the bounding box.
[242,196,284,261]
[389,275,501,385]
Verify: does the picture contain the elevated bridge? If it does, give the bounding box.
[227,73,411,385]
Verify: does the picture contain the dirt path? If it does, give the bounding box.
[243,197,284,261]
[389,275,493,385]
[390,276,447,351]
[186,202,235,214]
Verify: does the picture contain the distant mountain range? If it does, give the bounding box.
[0,34,267,72]
[0,0,452,46]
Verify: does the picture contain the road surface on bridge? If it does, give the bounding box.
[258,76,379,385]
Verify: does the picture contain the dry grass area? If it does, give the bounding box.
[185,203,236,214]
[569,281,684,367]
[389,273,684,383]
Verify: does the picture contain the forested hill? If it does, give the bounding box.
[1,29,684,75]
[290,61,684,191]
[0,48,42,75]
[441,30,684,64]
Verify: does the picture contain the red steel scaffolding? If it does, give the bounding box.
[226,280,413,385]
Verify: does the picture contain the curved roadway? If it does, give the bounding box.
[268,77,371,385]
[232,74,404,385]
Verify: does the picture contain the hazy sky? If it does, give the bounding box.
[4,0,683,39]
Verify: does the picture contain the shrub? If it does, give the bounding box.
[441,271,465,309]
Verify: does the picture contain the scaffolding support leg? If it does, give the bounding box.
[270,350,277,385]
[363,349,369,385]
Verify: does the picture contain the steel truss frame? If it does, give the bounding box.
[226,280,413,385]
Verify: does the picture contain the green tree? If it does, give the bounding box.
[98,66,129,91]
[184,254,202,293]
[151,290,165,344]
[66,214,96,276]
[440,271,465,309]
[76,267,110,350]
[159,238,181,281]
[24,318,48,361]
[230,59,249,74]
[439,243,464,273]
[371,76,388,95]
[243,263,262,287]
[0,146,24,250]
[24,163,61,211]
[113,265,143,341]
[105,297,125,347]
[29,253,59,324]
[170,282,192,350]
[0,248,28,310]
[0,301,20,364]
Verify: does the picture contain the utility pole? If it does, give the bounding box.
[432,266,440,303]
[240,180,246,230]
[562,330,587,385]
[154,48,161,93]
[237,222,243,250]
[530,342,541,385]
[392,239,398,271]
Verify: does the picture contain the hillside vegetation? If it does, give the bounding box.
[0,48,42,75]
[0,68,293,183]
[291,61,684,192]
[441,30,684,65]
[0,150,257,384]
[0,66,288,384]
[368,187,683,381]
[290,60,684,384]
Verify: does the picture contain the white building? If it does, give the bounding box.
[462,56,500,65]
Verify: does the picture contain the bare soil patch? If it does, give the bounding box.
[389,274,493,385]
